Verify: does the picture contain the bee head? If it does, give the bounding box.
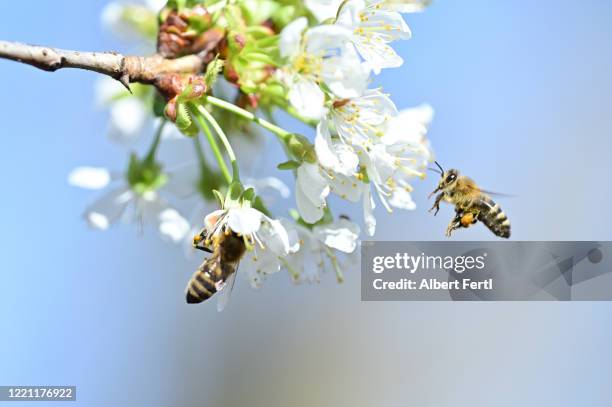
[428,162,459,197]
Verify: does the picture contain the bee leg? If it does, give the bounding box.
[429,193,444,216]
[445,212,463,237]
[194,245,213,253]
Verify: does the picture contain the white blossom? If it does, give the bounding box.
[295,162,331,223]
[336,0,411,73]
[327,88,398,147]
[278,17,370,120]
[68,166,190,243]
[314,98,434,235]
[284,218,360,283]
[201,206,298,288]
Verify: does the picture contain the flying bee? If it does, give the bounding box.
[186,224,246,310]
[428,161,511,238]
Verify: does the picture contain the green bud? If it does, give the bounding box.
[287,134,317,164]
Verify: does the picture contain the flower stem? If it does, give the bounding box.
[203,95,292,143]
[325,246,344,283]
[194,103,240,182]
[144,120,166,162]
[192,107,232,184]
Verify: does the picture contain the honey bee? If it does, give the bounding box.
[428,161,511,238]
[186,227,246,309]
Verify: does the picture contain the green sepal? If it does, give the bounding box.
[175,103,199,136]
[125,152,168,195]
[203,55,225,89]
[240,187,256,207]
[277,160,301,170]
[212,189,225,208]
[224,180,244,209]
[153,93,167,118]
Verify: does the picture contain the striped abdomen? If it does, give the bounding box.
[185,254,237,304]
[477,197,511,238]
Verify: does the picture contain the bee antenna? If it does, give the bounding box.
[434,161,444,174]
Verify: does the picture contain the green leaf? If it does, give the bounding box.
[277,160,301,170]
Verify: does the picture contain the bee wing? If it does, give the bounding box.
[466,183,516,198]
[216,267,238,312]
[479,190,516,198]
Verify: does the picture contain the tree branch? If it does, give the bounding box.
[0,40,206,92]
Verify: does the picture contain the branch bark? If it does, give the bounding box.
[0,40,206,92]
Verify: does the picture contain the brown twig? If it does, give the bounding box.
[0,40,206,93]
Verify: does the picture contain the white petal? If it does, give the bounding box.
[288,79,326,121]
[108,97,147,143]
[227,207,263,235]
[279,17,308,58]
[68,167,111,190]
[280,218,302,254]
[354,42,403,74]
[305,25,352,54]
[313,218,360,253]
[321,44,370,99]
[296,179,325,224]
[328,174,363,202]
[244,177,291,199]
[388,188,416,210]
[158,208,191,243]
[363,186,376,236]
[305,0,344,21]
[164,163,198,198]
[373,0,429,13]
[204,209,226,231]
[84,187,134,230]
[131,192,168,224]
[296,163,330,224]
[336,0,367,27]
[262,219,295,256]
[315,120,359,176]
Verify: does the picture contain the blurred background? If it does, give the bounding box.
[1,1,612,406]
